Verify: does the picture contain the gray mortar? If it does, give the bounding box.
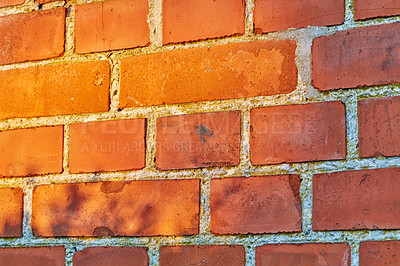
[1,0,400,265]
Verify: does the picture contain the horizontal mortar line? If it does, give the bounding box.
[0,157,400,187]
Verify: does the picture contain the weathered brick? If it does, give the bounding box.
[0,61,110,120]
[254,0,344,33]
[0,8,65,65]
[163,0,244,44]
[32,179,200,236]
[0,247,65,265]
[75,0,149,54]
[0,188,23,237]
[160,245,245,266]
[0,126,63,177]
[73,246,148,266]
[313,168,400,230]
[69,119,146,173]
[312,23,400,91]
[0,0,24,8]
[359,96,400,158]
[156,111,240,170]
[355,0,400,20]
[250,101,346,165]
[360,241,400,265]
[120,40,297,108]
[210,175,302,234]
[256,243,351,265]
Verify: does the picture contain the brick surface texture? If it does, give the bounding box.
[1,0,400,264]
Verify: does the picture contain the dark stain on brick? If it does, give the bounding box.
[100,181,130,194]
[2,221,22,237]
[195,123,215,143]
[288,175,302,213]
[92,226,115,237]
[66,185,85,212]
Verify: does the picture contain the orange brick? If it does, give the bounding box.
[0,247,65,265]
[74,247,148,266]
[313,168,400,230]
[120,40,297,108]
[32,179,200,236]
[254,0,344,33]
[210,175,302,234]
[0,61,110,120]
[355,0,400,20]
[250,101,346,165]
[0,188,23,237]
[69,119,146,173]
[163,0,244,44]
[312,23,400,91]
[0,8,65,65]
[159,246,245,266]
[360,241,400,265]
[36,0,56,4]
[256,243,351,265]
[0,126,63,177]
[156,111,241,170]
[0,0,24,8]
[75,0,149,54]
[359,96,400,158]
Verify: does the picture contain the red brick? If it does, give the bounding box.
[312,23,400,91]
[0,247,65,266]
[75,0,149,54]
[355,0,400,20]
[163,0,244,44]
[69,119,146,173]
[313,168,400,230]
[0,188,23,237]
[254,0,344,33]
[32,179,199,236]
[159,245,245,266]
[256,243,351,265]
[120,40,297,108]
[210,175,302,234]
[156,111,240,170]
[359,96,400,158]
[0,0,24,8]
[0,8,65,65]
[0,61,110,120]
[73,246,148,266]
[250,101,346,165]
[0,126,63,177]
[360,241,400,265]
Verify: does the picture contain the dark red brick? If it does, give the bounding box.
[355,0,400,20]
[156,111,241,170]
[250,101,346,165]
[0,247,65,266]
[360,241,400,265]
[0,188,23,237]
[313,168,400,230]
[312,23,400,91]
[210,175,302,234]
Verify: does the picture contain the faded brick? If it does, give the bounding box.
[355,0,400,20]
[0,247,65,266]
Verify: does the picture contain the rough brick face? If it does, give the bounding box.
[163,0,245,44]
[359,96,400,158]
[69,119,146,173]
[0,247,65,266]
[254,0,344,33]
[0,8,65,65]
[355,0,400,20]
[159,245,245,266]
[0,126,63,177]
[313,168,400,230]
[0,61,110,120]
[120,40,297,108]
[32,179,200,237]
[250,101,346,165]
[210,175,302,234]
[0,0,24,8]
[360,241,400,265]
[75,0,149,54]
[73,247,148,266]
[156,111,241,170]
[0,188,23,237]
[256,243,351,265]
[312,23,400,91]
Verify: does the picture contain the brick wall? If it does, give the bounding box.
[0,0,399,265]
